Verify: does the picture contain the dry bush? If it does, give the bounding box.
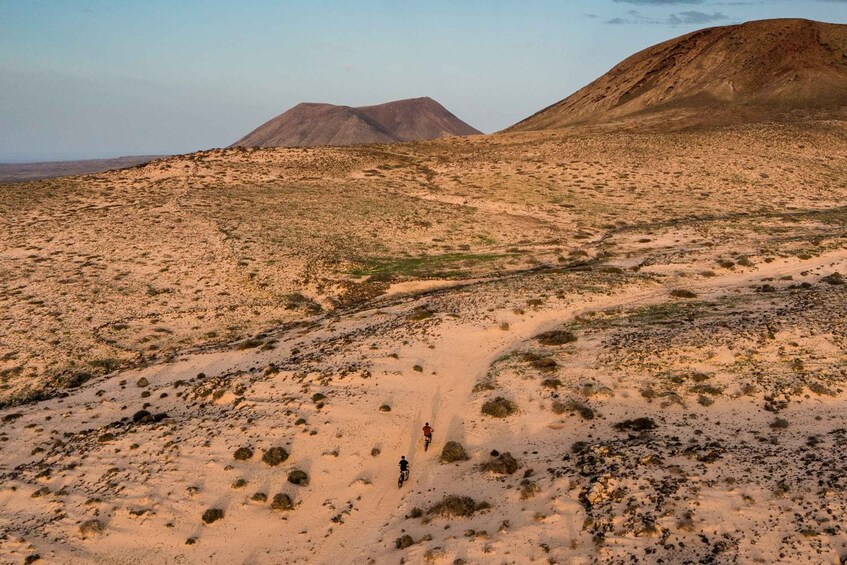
[262,447,289,466]
[670,289,697,299]
[480,452,519,475]
[552,400,595,420]
[481,396,517,417]
[427,495,490,517]
[534,329,577,346]
[613,417,657,432]
[440,441,470,463]
[288,470,309,486]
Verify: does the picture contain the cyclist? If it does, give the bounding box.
[399,456,410,480]
[422,422,434,443]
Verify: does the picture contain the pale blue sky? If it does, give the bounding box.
[1,0,846,162]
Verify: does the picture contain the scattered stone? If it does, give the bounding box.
[584,474,618,507]
[233,446,254,460]
[251,492,268,502]
[136,377,149,388]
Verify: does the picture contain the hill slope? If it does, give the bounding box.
[3,124,847,563]
[232,97,481,147]
[509,18,847,131]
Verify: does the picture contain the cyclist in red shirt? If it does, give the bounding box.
[422,422,434,442]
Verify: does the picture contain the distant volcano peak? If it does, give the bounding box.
[232,97,481,148]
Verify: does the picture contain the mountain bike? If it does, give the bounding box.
[424,435,432,452]
[398,468,410,488]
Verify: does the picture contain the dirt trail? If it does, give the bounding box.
[315,247,847,562]
[2,246,845,565]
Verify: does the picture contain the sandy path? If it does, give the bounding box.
[2,247,845,565]
[316,247,847,562]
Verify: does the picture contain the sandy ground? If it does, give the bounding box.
[2,122,847,564]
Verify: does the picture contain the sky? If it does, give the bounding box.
[1,0,847,162]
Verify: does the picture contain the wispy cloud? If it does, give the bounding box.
[614,0,704,4]
[606,9,729,25]
[670,11,730,24]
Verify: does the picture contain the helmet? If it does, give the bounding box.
[401,455,406,460]
[425,422,429,426]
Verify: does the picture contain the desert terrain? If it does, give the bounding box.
[1,117,847,564]
[0,156,167,185]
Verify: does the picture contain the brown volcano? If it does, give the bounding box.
[232,97,481,148]
[509,18,847,132]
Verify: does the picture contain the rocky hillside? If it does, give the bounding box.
[509,19,847,131]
